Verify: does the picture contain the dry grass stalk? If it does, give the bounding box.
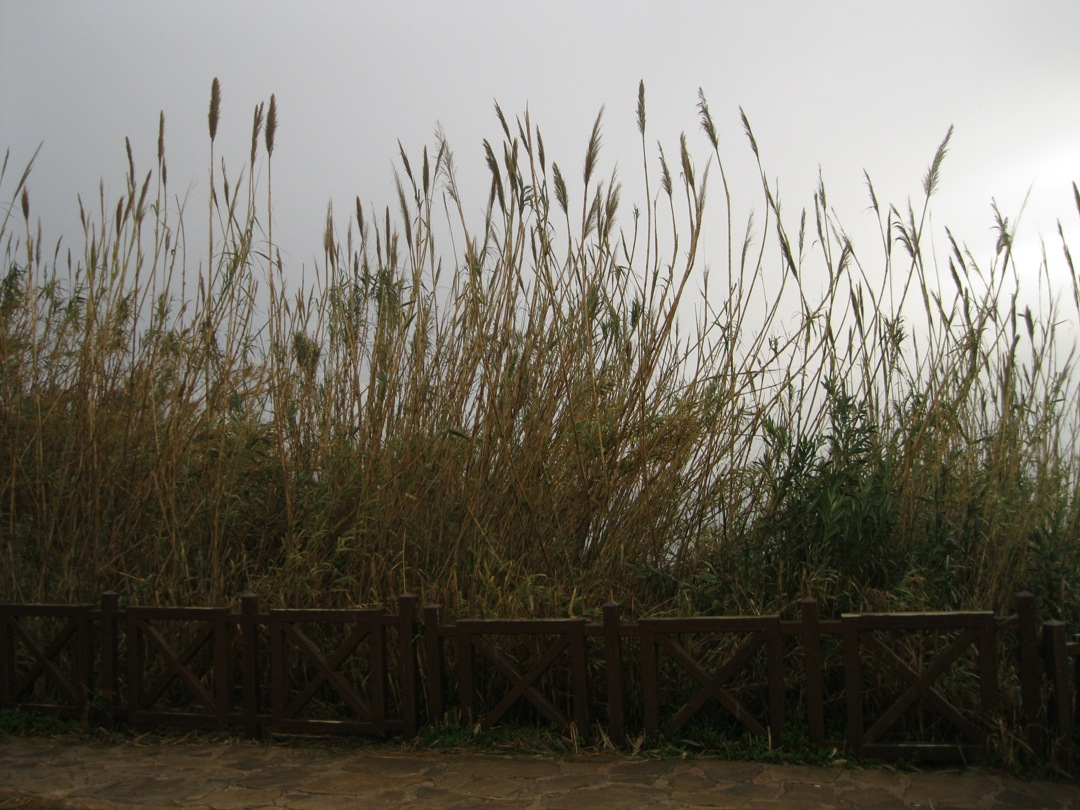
[0,83,1077,631]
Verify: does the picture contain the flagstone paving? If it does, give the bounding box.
[1,737,1077,809]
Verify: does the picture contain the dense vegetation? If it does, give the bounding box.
[2,80,1078,624]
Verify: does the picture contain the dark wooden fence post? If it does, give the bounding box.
[126,604,141,721]
[1015,591,1043,757]
[239,594,259,738]
[99,592,120,723]
[423,604,444,724]
[800,598,825,747]
[640,621,660,736]
[216,608,230,725]
[841,616,864,755]
[1043,620,1073,764]
[766,618,785,745]
[397,594,419,737]
[571,620,589,739]
[0,604,12,708]
[75,607,92,716]
[371,610,387,735]
[602,602,626,748]
[456,623,475,726]
[978,611,998,713]
[1075,633,1080,731]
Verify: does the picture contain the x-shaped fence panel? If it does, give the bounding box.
[455,619,588,734]
[842,612,996,761]
[5,592,1074,764]
[126,607,230,727]
[0,605,91,717]
[268,609,387,735]
[639,616,784,741]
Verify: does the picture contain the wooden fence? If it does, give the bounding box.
[1,591,1076,764]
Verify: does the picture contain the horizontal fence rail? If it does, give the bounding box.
[1,592,1077,764]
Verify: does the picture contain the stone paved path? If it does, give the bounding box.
[1,738,1078,809]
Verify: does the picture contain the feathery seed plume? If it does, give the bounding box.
[583,106,604,186]
[250,102,264,168]
[637,80,646,136]
[422,146,430,196]
[679,132,694,189]
[553,162,568,215]
[697,89,718,150]
[740,107,758,158]
[208,78,221,142]
[265,94,278,156]
[923,125,953,197]
[658,143,672,197]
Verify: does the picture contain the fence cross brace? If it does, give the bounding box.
[6,616,83,705]
[658,632,768,737]
[861,626,984,745]
[132,619,219,715]
[278,621,375,720]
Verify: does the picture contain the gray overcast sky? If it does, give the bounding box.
[1,1,1078,308]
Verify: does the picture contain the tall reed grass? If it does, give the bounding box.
[2,81,1078,621]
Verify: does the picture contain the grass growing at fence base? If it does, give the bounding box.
[654,720,841,768]
[0,709,79,737]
